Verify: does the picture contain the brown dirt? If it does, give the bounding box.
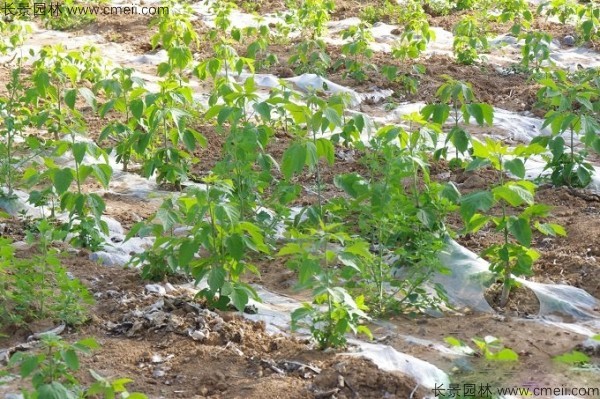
[383,313,600,393]
[1,253,423,399]
[428,160,600,300]
[262,41,540,114]
[71,12,155,53]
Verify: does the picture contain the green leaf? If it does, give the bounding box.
[70,141,87,163]
[334,173,366,198]
[61,349,79,370]
[64,89,77,110]
[315,138,335,165]
[509,217,532,247]
[53,169,74,195]
[79,88,97,111]
[37,382,76,399]
[19,355,40,378]
[230,286,249,312]
[554,350,590,365]
[492,184,534,207]
[281,142,307,179]
[178,239,199,267]
[208,267,226,294]
[91,164,112,189]
[323,107,342,128]
[460,190,494,221]
[504,158,525,179]
[535,222,566,237]
[491,348,519,362]
[130,98,144,119]
[155,206,178,230]
[226,233,245,261]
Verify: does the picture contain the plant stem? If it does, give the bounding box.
[498,157,511,307]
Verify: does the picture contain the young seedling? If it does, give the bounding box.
[460,138,565,306]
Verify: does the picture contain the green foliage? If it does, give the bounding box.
[553,350,591,366]
[7,334,147,399]
[381,64,426,97]
[333,122,454,316]
[540,0,600,43]
[0,221,92,328]
[280,222,372,349]
[453,16,489,65]
[0,19,31,55]
[535,69,600,188]
[285,0,335,40]
[0,62,30,197]
[445,335,519,362]
[333,22,376,82]
[391,0,435,60]
[519,31,553,74]
[421,77,493,165]
[150,0,199,80]
[96,67,148,172]
[129,178,268,312]
[244,24,279,71]
[461,138,565,306]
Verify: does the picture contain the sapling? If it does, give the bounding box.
[461,138,565,306]
[334,121,454,316]
[391,0,435,60]
[128,178,268,311]
[421,77,494,167]
[333,22,377,82]
[280,92,342,220]
[534,68,600,188]
[7,334,147,398]
[279,221,373,349]
[96,67,148,172]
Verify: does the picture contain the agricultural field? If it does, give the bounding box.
[1,0,600,398]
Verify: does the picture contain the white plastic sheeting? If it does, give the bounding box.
[435,240,600,322]
[346,340,450,390]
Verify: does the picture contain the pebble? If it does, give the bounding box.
[563,35,576,46]
[152,367,166,378]
[145,284,166,296]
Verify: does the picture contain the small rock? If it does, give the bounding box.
[164,283,176,293]
[153,367,166,378]
[461,174,486,189]
[189,330,209,341]
[579,337,600,355]
[563,35,576,46]
[145,284,166,296]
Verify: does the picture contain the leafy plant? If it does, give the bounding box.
[136,79,205,189]
[0,60,30,197]
[460,138,565,306]
[7,334,147,398]
[391,0,435,60]
[280,221,373,349]
[334,122,454,316]
[453,16,489,65]
[534,68,600,188]
[554,350,591,366]
[445,335,519,361]
[333,22,377,82]
[381,64,426,97]
[128,178,268,311]
[0,220,92,328]
[150,0,199,81]
[519,31,553,74]
[96,67,148,172]
[421,77,494,167]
